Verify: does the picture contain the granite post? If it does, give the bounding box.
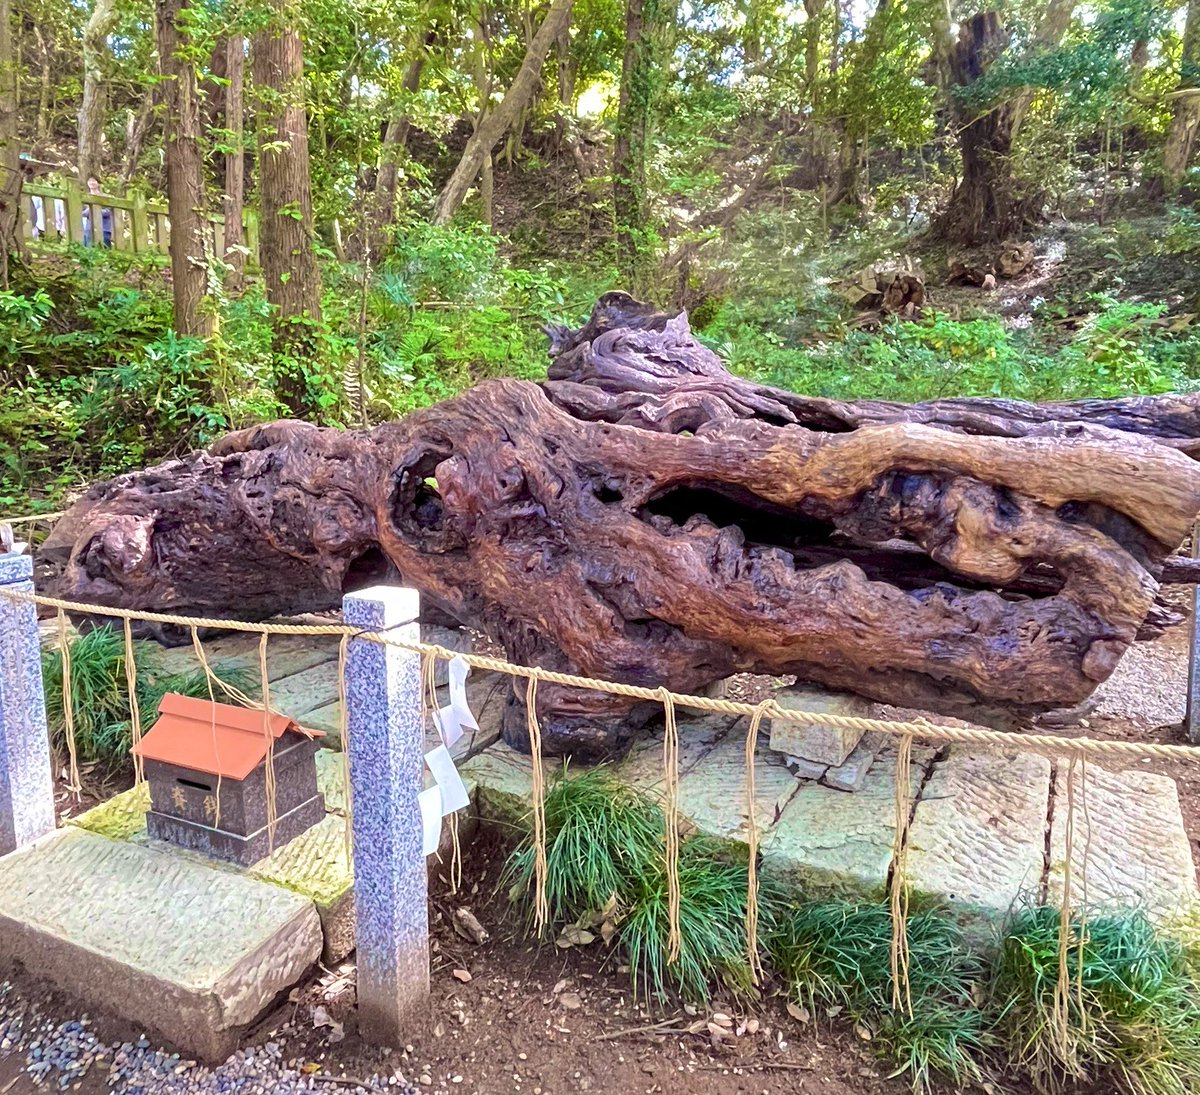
[0,552,56,855]
[342,585,428,1045]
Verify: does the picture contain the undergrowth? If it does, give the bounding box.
[504,768,768,1003]
[992,905,1200,1095]
[506,771,1200,1095]
[41,627,254,767]
[767,900,989,1093]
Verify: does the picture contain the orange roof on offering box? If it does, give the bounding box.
[130,693,323,781]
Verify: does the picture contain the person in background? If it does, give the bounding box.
[81,177,113,247]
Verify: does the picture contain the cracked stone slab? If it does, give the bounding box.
[907,748,1050,934]
[612,715,738,801]
[761,744,934,898]
[0,827,321,1060]
[823,732,887,793]
[676,722,800,842]
[1047,762,1198,920]
[769,686,870,765]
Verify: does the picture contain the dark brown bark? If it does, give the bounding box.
[0,0,22,286]
[223,36,246,293]
[41,296,1200,762]
[156,0,214,340]
[433,0,572,225]
[1153,0,1200,197]
[251,0,323,414]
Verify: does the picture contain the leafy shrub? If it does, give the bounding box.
[991,906,1200,1095]
[768,900,989,1093]
[42,627,254,767]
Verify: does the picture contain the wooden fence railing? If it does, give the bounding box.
[19,180,259,263]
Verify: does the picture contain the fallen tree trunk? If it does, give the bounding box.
[40,295,1200,760]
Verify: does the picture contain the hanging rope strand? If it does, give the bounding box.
[122,619,145,787]
[1053,753,1080,1053]
[660,686,682,965]
[337,633,353,857]
[259,633,278,851]
[56,610,81,799]
[526,672,550,935]
[744,700,773,983]
[889,732,914,1016]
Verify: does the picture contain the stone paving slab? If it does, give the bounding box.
[677,726,801,843]
[142,633,341,681]
[0,827,322,1060]
[1047,762,1199,920]
[760,744,935,899]
[907,748,1051,936]
[297,669,509,754]
[69,747,476,964]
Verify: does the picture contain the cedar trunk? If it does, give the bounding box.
[0,0,21,286]
[223,36,247,293]
[156,0,214,340]
[251,2,323,415]
[41,295,1200,761]
[1155,0,1200,197]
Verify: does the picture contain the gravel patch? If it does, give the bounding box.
[0,981,416,1095]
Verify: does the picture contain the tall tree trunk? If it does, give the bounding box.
[34,25,51,140]
[252,0,323,416]
[223,35,246,292]
[78,0,118,183]
[155,0,214,340]
[0,0,23,286]
[369,37,430,256]
[936,3,1075,244]
[432,0,572,226]
[1153,0,1200,198]
[612,0,673,291]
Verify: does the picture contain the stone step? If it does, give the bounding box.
[0,827,322,1060]
[761,743,935,898]
[1047,761,1198,919]
[906,748,1051,940]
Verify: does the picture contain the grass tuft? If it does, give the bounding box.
[991,905,1200,1095]
[505,769,775,1002]
[767,899,989,1093]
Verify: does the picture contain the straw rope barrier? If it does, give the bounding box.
[5,582,1193,1015]
[9,584,1200,762]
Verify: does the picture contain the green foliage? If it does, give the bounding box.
[767,900,989,1093]
[504,768,768,1002]
[992,906,1200,1095]
[700,296,1200,404]
[41,627,254,766]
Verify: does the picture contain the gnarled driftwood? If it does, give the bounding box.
[40,294,1200,760]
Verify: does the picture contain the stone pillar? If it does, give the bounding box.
[0,552,56,855]
[342,585,428,1045]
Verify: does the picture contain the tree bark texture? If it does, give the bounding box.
[40,295,1200,761]
[156,0,214,340]
[432,0,572,226]
[936,5,1075,245]
[0,0,23,287]
[1157,0,1200,197]
[251,0,323,413]
[78,0,118,184]
[223,35,246,293]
